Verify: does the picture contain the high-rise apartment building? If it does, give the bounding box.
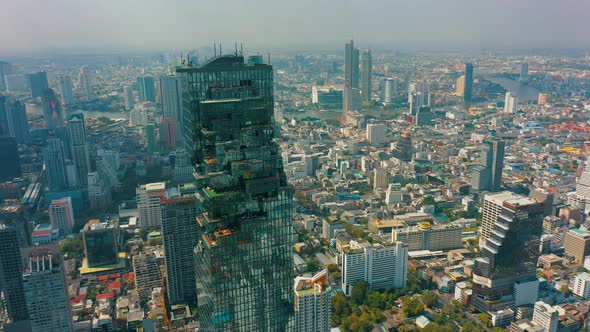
[408,81,430,115]
[160,75,184,148]
[145,123,158,153]
[78,66,93,101]
[0,61,11,91]
[532,301,558,332]
[0,224,28,322]
[520,63,529,81]
[471,139,505,192]
[49,197,75,235]
[136,182,166,230]
[572,272,590,299]
[414,106,433,126]
[87,172,111,211]
[137,76,156,102]
[44,138,68,191]
[538,93,549,105]
[21,244,73,332]
[160,183,199,305]
[455,75,465,96]
[366,123,386,145]
[42,88,64,129]
[504,92,518,114]
[360,49,372,103]
[342,240,407,296]
[26,71,48,98]
[392,223,463,251]
[133,248,163,300]
[343,40,360,113]
[123,85,134,111]
[59,76,74,105]
[472,192,545,312]
[177,54,294,331]
[564,228,590,262]
[464,63,473,102]
[294,269,331,332]
[68,113,90,186]
[381,78,396,105]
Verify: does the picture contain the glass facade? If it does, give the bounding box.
[177,55,294,331]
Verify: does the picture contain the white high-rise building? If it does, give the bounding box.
[567,156,590,218]
[59,76,74,105]
[136,182,166,230]
[129,107,148,127]
[532,301,558,332]
[366,123,386,145]
[572,272,590,299]
[78,66,93,101]
[385,183,403,207]
[48,197,75,236]
[381,78,396,105]
[87,172,111,211]
[504,92,518,114]
[123,86,134,111]
[342,240,407,296]
[373,167,390,190]
[294,269,331,332]
[480,191,523,248]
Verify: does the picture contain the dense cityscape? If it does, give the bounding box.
[2,2,590,332]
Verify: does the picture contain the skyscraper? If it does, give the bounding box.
[471,139,505,192]
[177,54,294,331]
[360,49,372,103]
[504,92,518,114]
[145,123,158,153]
[123,85,134,111]
[455,75,465,96]
[26,71,48,99]
[0,61,12,91]
[68,113,90,186]
[0,137,21,181]
[21,244,73,332]
[463,63,473,102]
[408,81,430,115]
[49,197,75,235]
[43,138,68,192]
[294,270,331,332]
[520,63,529,81]
[137,76,156,102]
[472,192,544,312]
[42,88,64,129]
[343,40,360,113]
[160,183,199,305]
[0,96,30,144]
[78,66,93,101]
[381,78,396,105]
[0,224,28,322]
[160,75,184,148]
[136,182,166,230]
[59,76,74,105]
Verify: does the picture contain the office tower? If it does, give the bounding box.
[471,139,505,192]
[42,88,64,129]
[564,228,590,262]
[385,183,403,207]
[471,192,544,312]
[463,63,473,102]
[123,85,134,111]
[78,66,93,101]
[160,117,177,149]
[414,106,433,126]
[160,75,184,149]
[145,123,158,153]
[59,76,74,105]
[137,76,156,102]
[381,78,395,105]
[538,93,549,105]
[342,240,407,296]
[82,220,118,267]
[177,54,294,331]
[67,113,91,187]
[366,123,386,145]
[54,125,71,159]
[129,107,148,126]
[87,172,111,210]
[529,187,556,217]
[520,63,529,81]
[408,81,430,115]
[43,138,68,191]
[136,182,166,230]
[161,184,199,305]
[294,269,330,332]
[373,167,390,190]
[391,131,413,162]
[0,224,28,322]
[311,86,343,109]
[504,92,518,114]
[343,40,360,113]
[360,49,372,103]
[26,71,48,98]
[133,249,163,300]
[455,75,465,96]
[49,197,75,235]
[21,244,73,332]
[0,61,11,91]
[573,272,590,299]
[0,137,21,181]
[4,74,27,92]
[5,99,30,144]
[532,301,558,332]
[392,223,463,251]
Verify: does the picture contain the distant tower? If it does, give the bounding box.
[471,139,505,192]
[381,78,396,105]
[408,81,430,115]
[504,92,518,114]
[67,113,91,186]
[137,76,156,102]
[463,63,473,102]
[136,182,166,230]
[43,138,68,192]
[0,97,30,144]
[0,224,28,322]
[41,88,64,129]
[78,66,93,101]
[455,75,465,96]
[0,61,12,91]
[21,244,73,332]
[26,71,48,99]
[59,76,74,105]
[123,85,134,111]
[343,40,360,113]
[49,197,75,235]
[360,49,372,103]
[520,62,529,81]
[159,75,184,148]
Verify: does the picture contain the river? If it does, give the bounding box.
[482,75,540,101]
[26,103,128,120]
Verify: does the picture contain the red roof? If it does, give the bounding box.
[32,230,51,237]
[96,292,116,300]
[108,281,121,290]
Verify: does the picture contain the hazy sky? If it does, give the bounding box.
[1,0,589,51]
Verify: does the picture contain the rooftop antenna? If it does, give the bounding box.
[214,43,217,57]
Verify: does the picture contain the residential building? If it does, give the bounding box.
[68,113,91,186]
[564,228,590,262]
[532,301,558,332]
[392,223,463,251]
[381,78,396,105]
[123,86,134,111]
[456,75,465,96]
[136,182,166,230]
[366,123,386,145]
[78,66,93,101]
[464,63,473,102]
[572,272,590,299]
[44,138,68,191]
[504,92,518,114]
[59,76,74,105]
[133,249,163,300]
[343,40,360,113]
[137,76,156,102]
[360,49,372,103]
[322,219,344,239]
[49,197,75,235]
[294,269,330,332]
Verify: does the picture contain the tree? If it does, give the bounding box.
[560,285,572,298]
[327,264,339,273]
[421,290,439,308]
[402,296,424,317]
[351,281,369,305]
[478,313,491,327]
[366,291,386,309]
